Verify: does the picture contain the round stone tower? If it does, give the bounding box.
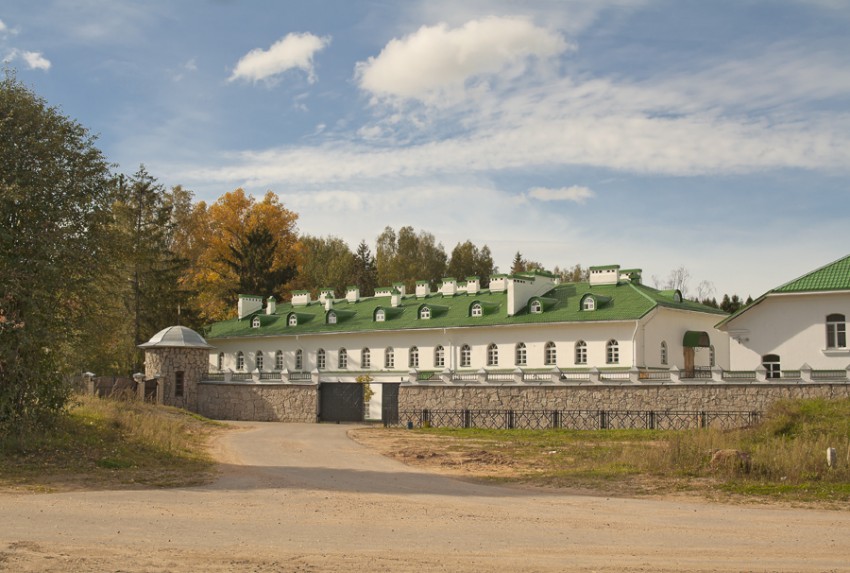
[139,326,213,411]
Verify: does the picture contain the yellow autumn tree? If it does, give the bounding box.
[178,189,300,322]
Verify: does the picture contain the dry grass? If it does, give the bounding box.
[354,398,850,505]
[0,393,223,491]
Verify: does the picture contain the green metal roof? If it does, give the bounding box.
[773,254,850,293]
[206,278,726,340]
[716,253,850,328]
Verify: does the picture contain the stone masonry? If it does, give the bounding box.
[398,383,850,413]
[196,382,317,422]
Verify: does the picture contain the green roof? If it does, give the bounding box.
[717,253,850,328]
[773,254,850,293]
[206,279,726,340]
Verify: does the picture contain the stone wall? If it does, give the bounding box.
[196,382,317,422]
[398,383,850,413]
[144,347,209,411]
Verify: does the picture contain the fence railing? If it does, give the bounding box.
[395,408,761,431]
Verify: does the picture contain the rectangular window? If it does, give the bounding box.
[174,371,184,397]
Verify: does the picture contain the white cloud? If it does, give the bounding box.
[528,186,595,203]
[3,48,51,71]
[21,50,50,70]
[355,16,571,104]
[229,32,330,83]
[0,19,6,33]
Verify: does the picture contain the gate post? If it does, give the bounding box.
[551,410,560,429]
[133,373,145,400]
[599,410,608,430]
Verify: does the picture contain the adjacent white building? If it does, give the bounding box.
[717,254,850,376]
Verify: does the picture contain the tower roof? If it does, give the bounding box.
[139,326,213,349]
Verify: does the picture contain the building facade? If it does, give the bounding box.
[717,254,850,375]
[204,265,729,381]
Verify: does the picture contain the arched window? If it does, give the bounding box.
[460,344,471,368]
[660,341,668,365]
[217,352,224,371]
[275,350,284,370]
[317,348,326,370]
[409,346,419,368]
[487,343,498,367]
[515,342,527,366]
[328,312,337,325]
[762,354,780,379]
[435,345,445,368]
[338,348,348,369]
[582,297,595,311]
[529,300,542,314]
[544,341,557,366]
[575,341,587,365]
[288,314,298,326]
[375,309,386,322]
[295,349,303,370]
[606,340,619,364]
[419,307,431,320]
[361,348,371,369]
[827,313,847,349]
[384,347,395,369]
[252,316,261,328]
[236,351,245,370]
[255,351,264,371]
[709,345,716,367]
[471,303,483,317]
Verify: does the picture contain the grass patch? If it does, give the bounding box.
[387,398,850,504]
[0,394,224,491]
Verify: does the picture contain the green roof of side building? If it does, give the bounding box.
[205,278,726,340]
[716,253,850,328]
[772,254,850,293]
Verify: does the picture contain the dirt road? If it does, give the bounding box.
[2,422,849,572]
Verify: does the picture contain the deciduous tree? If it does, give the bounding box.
[0,72,115,437]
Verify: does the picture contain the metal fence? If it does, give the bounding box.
[394,408,760,431]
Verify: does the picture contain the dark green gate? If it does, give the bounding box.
[319,383,364,423]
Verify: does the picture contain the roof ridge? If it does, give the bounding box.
[771,253,850,293]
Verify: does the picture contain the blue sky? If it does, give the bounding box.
[3,0,849,300]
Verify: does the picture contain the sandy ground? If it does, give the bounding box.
[2,422,849,572]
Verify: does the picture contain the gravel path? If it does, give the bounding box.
[1,422,849,572]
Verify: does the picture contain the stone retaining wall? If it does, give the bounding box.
[398,383,850,413]
[197,382,317,422]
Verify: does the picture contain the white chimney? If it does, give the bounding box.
[441,278,457,297]
[391,287,402,308]
[589,265,620,286]
[238,295,263,319]
[466,276,480,295]
[346,286,360,303]
[265,296,276,315]
[415,281,430,298]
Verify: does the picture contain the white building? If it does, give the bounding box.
[717,254,850,376]
[204,266,729,381]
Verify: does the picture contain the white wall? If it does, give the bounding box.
[725,292,850,370]
[641,308,730,369]
[209,320,640,375]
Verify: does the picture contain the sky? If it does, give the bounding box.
[2,0,849,300]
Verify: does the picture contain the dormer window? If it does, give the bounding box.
[582,297,595,311]
[328,311,337,324]
[375,309,386,322]
[288,314,298,327]
[419,307,431,320]
[673,290,683,303]
[471,303,482,317]
[529,300,542,314]
[252,316,261,328]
